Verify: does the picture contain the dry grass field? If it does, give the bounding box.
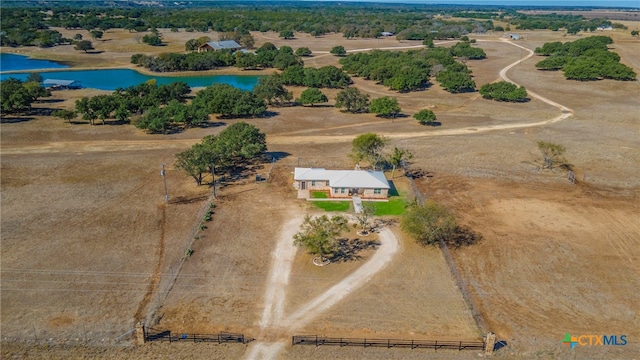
[2,20,639,360]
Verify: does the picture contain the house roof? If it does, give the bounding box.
[200,40,242,50]
[294,167,390,189]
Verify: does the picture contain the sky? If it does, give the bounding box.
[303,0,640,8]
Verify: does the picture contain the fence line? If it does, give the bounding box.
[144,327,252,344]
[402,163,491,334]
[292,335,484,351]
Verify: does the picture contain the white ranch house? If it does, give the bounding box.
[293,167,390,200]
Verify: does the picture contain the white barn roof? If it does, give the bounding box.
[43,79,80,86]
[294,167,390,189]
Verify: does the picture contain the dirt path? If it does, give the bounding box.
[496,39,574,115]
[258,215,303,329]
[245,219,399,360]
[1,39,573,155]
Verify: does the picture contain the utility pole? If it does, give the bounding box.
[161,164,169,204]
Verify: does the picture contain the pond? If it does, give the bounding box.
[0,53,69,71]
[0,54,261,90]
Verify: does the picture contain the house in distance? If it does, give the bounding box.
[197,40,243,53]
[293,167,390,200]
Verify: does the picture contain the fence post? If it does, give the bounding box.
[411,339,414,349]
[135,322,146,345]
[364,338,366,348]
[218,333,221,344]
[434,340,437,350]
[388,339,390,348]
[315,335,318,346]
[169,331,172,343]
[485,332,496,355]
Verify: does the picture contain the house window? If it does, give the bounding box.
[374,188,381,194]
[311,180,316,186]
[341,188,345,194]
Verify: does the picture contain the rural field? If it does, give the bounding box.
[1,17,639,360]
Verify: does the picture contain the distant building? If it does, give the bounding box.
[197,40,243,53]
[380,31,394,37]
[42,79,81,89]
[597,26,613,31]
[509,34,521,40]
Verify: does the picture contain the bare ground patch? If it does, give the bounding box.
[2,25,639,359]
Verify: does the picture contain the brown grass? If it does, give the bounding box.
[2,21,640,359]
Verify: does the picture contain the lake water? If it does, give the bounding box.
[0,53,261,90]
[0,53,69,72]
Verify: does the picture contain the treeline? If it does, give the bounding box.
[73,81,193,126]
[70,81,268,132]
[534,36,636,81]
[130,43,303,72]
[0,4,492,47]
[395,20,494,41]
[1,3,630,47]
[506,12,626,34]
[339,41,483,93]
[280,65,352,88]
[0,76,50,114]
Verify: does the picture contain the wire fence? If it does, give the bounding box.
[402,162,491,334]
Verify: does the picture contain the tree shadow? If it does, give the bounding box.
[0,116,34,123]
[302,104,333,108]
[397,83,432,93]
[27,108,57,116]
[446,225,483,248]
[106,119,132,126]
[259,111,279,118]
[170,194,209,205]
[387,180,400,196]
[331,238,380,263]
[198,121,225,128]
[36,98,64,104]
[264,151,291,161]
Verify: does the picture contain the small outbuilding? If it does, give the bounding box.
[380,31,394,37]
[42,79,82,89]
[293,167,390,200]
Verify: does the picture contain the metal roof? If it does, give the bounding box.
[202,40,242,50]
[43,79,80,86]
[294,167,390,189]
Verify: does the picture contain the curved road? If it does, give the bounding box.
[1,39,574,154]
[245,219,399,360]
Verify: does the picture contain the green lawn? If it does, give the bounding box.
[311,191,329,199]
[312,201,351,212]
[374,197,406,216]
